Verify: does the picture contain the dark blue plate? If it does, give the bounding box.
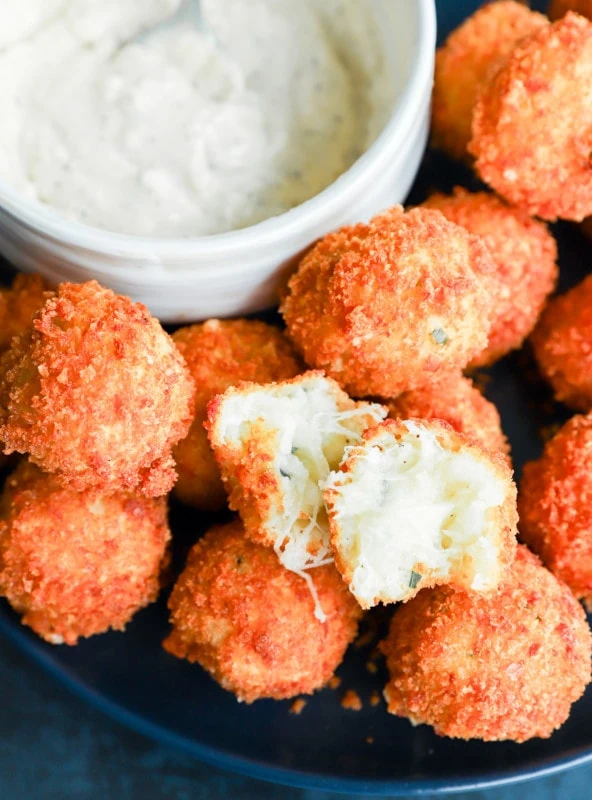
[2,0,591,794]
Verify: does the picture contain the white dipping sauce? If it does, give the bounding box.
[0,0,392,237]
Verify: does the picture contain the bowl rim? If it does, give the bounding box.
[0,0,437,262]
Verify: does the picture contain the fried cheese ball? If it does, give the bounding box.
[469,13,592,221]
[519,414,592,605]
[281,207,495,398]
[0,281,194,496]
[163,520,362,703]
[422,189,558,366]
[323,419,517,609]
[206,372,385,602]
[432,1,547,161]
[386,373,509,456]
[381,545,591,742]
[531,274,592,410]
[549,0,592,21]
[0,461,170,645]
[0,273,48,354]
[172,319,301,511]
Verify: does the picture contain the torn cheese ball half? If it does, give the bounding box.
[206,372,386,613]
[323,418,517,609]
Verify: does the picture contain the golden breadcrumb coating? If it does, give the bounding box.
[519,414,592,605]
[469,13,592,221]
[172,319,301,511]
[281,206,495,398]
[381,545,591,742]
[324,418,517,609]
[163,520,362,703]
[0,461,170,645]
[531,274,592,410]
[549,0,592,21]
[386,373,509,456]
[0,273,48,354]
[422,189,558,366]
[432,1,547,161]
[0,281,194,496]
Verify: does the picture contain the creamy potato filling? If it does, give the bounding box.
[324,421,507,608]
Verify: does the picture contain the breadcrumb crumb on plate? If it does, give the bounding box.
[290,699,307,715]
[324,418,517,609]
[341,690,363,711]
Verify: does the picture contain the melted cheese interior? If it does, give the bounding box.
[324,421,506,608]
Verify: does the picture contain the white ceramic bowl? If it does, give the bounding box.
[0,0,436,323]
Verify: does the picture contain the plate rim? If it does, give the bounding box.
[2,610,591,797]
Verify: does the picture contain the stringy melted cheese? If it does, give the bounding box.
[213,374,386,619]
[324,421,507,608]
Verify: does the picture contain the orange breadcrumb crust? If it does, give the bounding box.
[519,413,592,605]
[289,698,307,715]
[381,545,591,742]
[281,206,495,399]
[432,1,547,161]
[163,520,362,703]
[341,690,363,711]
[470,13,592,221]
[0,461,170,645]
[172,319,301,511]
[0,273,48,354]
[422,189,557,366]
[386,372,509,456]
[548,0,592,21]
[0,281,194,496]
[531,274,592,411]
